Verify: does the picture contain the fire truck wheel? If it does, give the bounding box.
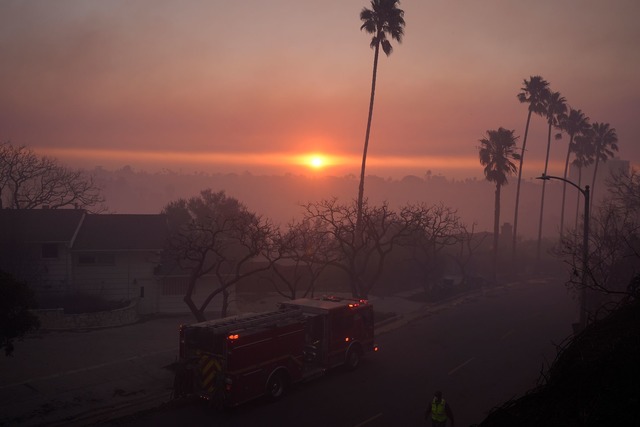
[345,345,362,371]
[266,371,287,401]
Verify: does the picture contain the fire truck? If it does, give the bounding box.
[173,296,377,407]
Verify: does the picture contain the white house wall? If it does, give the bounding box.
[35,242,72,295]
[71,251,158,303]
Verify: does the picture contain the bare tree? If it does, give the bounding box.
[0,142,105,211]
[452,223,488,287]
[163,189,276,322]
[302,199,412,298]
[400,203,465,295]
[559,169,640,319]
[265,218,335,300]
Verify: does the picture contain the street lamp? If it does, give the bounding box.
[536,173,590,331]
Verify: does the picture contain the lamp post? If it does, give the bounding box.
[537,173,590,330]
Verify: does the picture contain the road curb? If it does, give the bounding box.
[46,389,173,427]
[374,281,526,335]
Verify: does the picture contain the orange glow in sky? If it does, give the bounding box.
[38,147,482,170]
[36,147,566,178]
[2,1,637,180]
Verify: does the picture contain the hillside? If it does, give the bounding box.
[479,297,640,426]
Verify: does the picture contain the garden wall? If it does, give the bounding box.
[33,299,139,330]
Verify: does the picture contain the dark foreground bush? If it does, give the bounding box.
[479,298,640,427]
[1,271,40,356]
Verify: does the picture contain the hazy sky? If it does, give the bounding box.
[2,0,639,179]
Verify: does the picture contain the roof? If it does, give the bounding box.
[0,209,85,243]
[189,308,304,334]
[72,214,168,251]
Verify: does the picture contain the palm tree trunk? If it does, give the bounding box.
[536,122,553,260]
[590,155,601,213]
[356,40,380,243]
[559,136,574,237]
[575,166,583,230]
[493,183,501,283]
[512,109,533,255]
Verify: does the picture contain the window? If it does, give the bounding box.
[332,310,354,333]
[76,253,115,266]
[78,255,96,264]
[42,243,59,259]
[162,277,193,296]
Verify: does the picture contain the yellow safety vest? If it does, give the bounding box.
[431,398,447,422]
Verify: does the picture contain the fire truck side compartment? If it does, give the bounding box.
[177,297,375,407]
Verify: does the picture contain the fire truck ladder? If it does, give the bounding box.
[204,307,304,335]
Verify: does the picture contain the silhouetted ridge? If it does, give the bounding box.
[479,298,640,426]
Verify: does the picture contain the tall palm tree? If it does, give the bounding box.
[479,127,520,282]
[558,108,591,236]
[512,76,549,255]
[590,122,619,210]
[356,0,405,240]
[536,91,567,259]
[572,131,595,229]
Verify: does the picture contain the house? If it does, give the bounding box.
[70,213,168,314]
[0,208,85,292]
[0,209,202,315]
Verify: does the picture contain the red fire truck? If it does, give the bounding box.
[173,296,377,407]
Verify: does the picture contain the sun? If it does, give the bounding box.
[294,152,341,172]
[309,155,325,169]
[302,153,328,170]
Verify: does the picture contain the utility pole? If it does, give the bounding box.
[537,174,590,330]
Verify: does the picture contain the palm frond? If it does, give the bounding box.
[360,0,405,52]
[478,127,520,186]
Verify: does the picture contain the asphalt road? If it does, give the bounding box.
[0,314,193,426]
[107,279,576,427]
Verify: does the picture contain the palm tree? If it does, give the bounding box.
[479,127,520,282]
[512,76,549,255]
[536,90,567,259]
[572,132,595,229]
[357,0,405,240]
[590,122,619,210]
[558,108,591,236]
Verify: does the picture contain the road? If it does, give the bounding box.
[0,314,192,426]
[108,279,576,426]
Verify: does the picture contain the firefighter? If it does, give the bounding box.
[424,390,454,426]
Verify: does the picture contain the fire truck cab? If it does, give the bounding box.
[174,296,376,407]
